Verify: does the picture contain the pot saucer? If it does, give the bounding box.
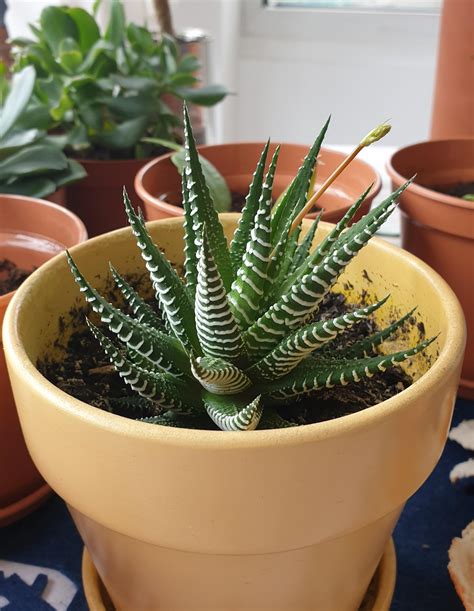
[82,537,396,611]
[0,483,51,527]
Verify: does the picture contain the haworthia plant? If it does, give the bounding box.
[68,106,435,432]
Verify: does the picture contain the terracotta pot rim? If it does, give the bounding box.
[68,156,155,166]
[3,214,465,450]
[387,138,474,211]
[0,194,88,307]
[135,141,383,215]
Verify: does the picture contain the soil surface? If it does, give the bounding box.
[428,181,474,200]
[0,259,31,296]
[38,286,416,430]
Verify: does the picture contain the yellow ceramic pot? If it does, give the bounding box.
[2,215,465,611]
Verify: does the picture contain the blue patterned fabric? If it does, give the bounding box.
[0,398,472,610]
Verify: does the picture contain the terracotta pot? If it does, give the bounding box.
[387,139,474,399]
[66,158,150,238]
[0,194,87,526]
[3,215,464,609]
[46,187,66,207]
[135,143,382,224]
[430,0,474,139]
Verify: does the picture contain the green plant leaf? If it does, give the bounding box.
[174,84,228,107]
[40,7,78,54]
[229,141,270,273]
[0,66,35,139]
[58,38,83,74]
[93,116,148,150]
[171,148,231,213]
[105,0,126,47]
[67,8,100,55]
[178,54,200,74]
[126,24,155,55]
[182,104,234,291]
[123,191,201,355]
[52,159,87,188]
[0,129,42,157]
[0,176,56,198]
[87,320,199,414]
[263,337,436,404]
[195,230,245,362]
[203,393,263,431]
[228,146,279,329]
[191,355,251,395]
[0,144,67,179]
[141,137,181,152]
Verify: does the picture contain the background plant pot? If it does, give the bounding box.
[66,157,150,238]
[135,142,382,224]
[46,187,66,207]
[3,215,464,610]
[387,139,474,399]
[430,0,473,139]
[0,194,87,526]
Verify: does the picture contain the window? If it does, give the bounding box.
[267,0,441,12]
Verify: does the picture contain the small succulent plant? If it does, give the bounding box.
[68,108,434,431]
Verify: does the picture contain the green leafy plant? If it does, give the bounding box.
[0,65,85,198]
[67,108,435,431]
[11,1,228,160]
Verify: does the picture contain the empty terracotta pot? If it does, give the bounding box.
[430,0,474,139]
[66,158,149,238]
[0,194,87,526]
[387,139,474,399]
[135,142,381,224]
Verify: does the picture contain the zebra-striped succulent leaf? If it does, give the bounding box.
[230,140,270,273]
[228,146,279,328]
[67,110,436,432]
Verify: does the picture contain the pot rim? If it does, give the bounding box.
[0,193,88,308]
[3,214,466,450]
[134,141,383,214]
[386,138,474,210]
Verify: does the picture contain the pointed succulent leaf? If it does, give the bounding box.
[109,263,162,328]
[248,296,389,381]
[191,355,251,395]
[228,146,279,328]
[203,393,263,431]
[67,251,190,376]
[338,307,417,358]
[230,140,270,272]
[181,167,198,298]
[281,185,375,295]
[139,412,204,428]
[123,189,201,354]
[289,214,321,274]
[183,104,234,292]
[108,395,157,418]
[262,336,436,403]
[87,320,200,414]
[244,187,404,359]
[195,231,245,361]
[271,116,330,245]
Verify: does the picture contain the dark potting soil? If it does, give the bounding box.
[428,181,474,200]
[0,259,31,296]
[38,287,416,430]
[159,190,249,213]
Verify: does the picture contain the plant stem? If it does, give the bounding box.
[152,0,175,37]
[288,122,391,235]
